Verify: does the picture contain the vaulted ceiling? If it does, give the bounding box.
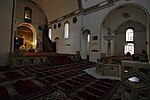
[30,0,113,24]
[31,0,80,23]
[29,0,147,31]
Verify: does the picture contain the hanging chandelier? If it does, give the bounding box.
[103,30,115,41]
[103,5,115,41]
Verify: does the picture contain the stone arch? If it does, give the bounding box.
[100,3,149,56]
[15,22,37,51]
[83,29,91,60]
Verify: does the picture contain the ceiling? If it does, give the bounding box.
[29,0,147,29]
[30,0,114,24]
[31,0,79,23]
[31,0,55,10]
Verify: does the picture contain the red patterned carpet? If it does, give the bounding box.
[12,80,41,95]
[0,86,10,100]
[0,57,120,100]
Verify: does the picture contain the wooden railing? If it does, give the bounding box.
[43,34,53,52]
[121,60,150,100]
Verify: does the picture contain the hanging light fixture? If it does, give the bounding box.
[103,5,115,41]
[108,4,111,34]
[103,4,116,56]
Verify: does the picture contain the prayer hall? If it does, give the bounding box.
[0,0,150,99]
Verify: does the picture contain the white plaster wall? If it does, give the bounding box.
[80,30,87,59]
[0,0,14,66]
[135,31,147,54]
[83,7,109,62]
[83,0,150,62]
[115,34,124,56]
[50,16,82,55]
[15,0,47,51]
[115,21,146,56]
[115,0,150,57]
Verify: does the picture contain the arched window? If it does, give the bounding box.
[126,28,134,41]
[87,34,90,42]
[124,28,134,55]
[49,27,52,39]
[64,22,69,39]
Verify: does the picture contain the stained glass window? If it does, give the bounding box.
[24,7,32,23]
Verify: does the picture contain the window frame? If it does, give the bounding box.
[124,43,134,55]
[24,7,32,23]
[126,28,134,42]
[48,27,52,40]
[87,34,91,42]
[124,27,135,55]
[64,22,70,39]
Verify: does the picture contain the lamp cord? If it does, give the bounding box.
[108,5,110,33]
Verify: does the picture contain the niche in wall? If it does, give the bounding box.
[92,36,98,40]
[15,26,33,51]
[15,23,37,52]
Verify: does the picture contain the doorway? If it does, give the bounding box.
[15,23,37,52]
[54,37,60,52]
[83,29,91,60]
